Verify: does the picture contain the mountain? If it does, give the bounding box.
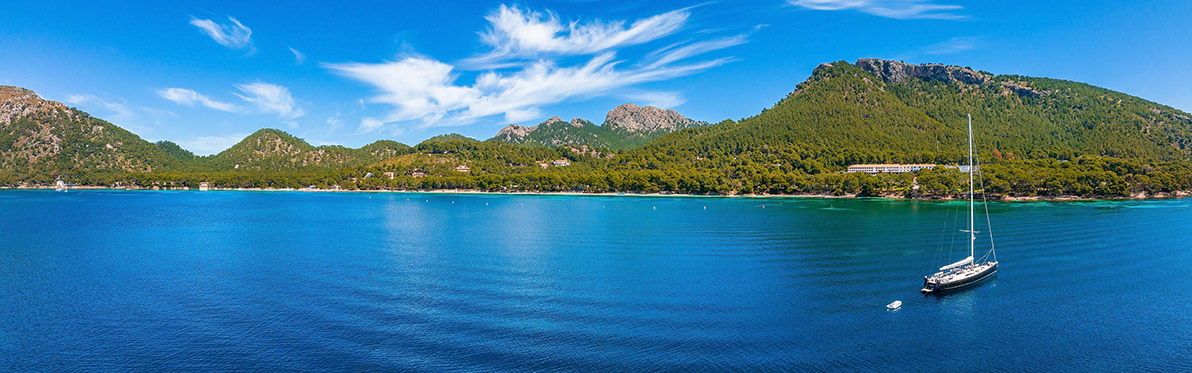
[490,116,627,149]
[603,59,1192,194]
[4,58,1192,196]
[489,105,706,150]
[0,86,182,184]
[204,129,409,171]
[604,103,706,134]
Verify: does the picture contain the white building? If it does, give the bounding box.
[847,164,936,175]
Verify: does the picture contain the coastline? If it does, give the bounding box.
[4,185,1188,201]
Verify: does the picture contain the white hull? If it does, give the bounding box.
[921,261,998,293]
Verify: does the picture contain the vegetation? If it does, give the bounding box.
[3,60,1191,198]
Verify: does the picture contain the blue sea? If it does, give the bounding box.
[1,190,1190,371]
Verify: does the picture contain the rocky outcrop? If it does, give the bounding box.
[488,105,705,150]
[1,85,67,126]
[493,123,537,141]
[603,103,705,134]
[855,58,991,85]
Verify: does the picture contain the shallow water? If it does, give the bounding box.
[1,190,1190,370]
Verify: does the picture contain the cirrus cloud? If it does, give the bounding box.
[328,4,746,133]
[157,88,239,112]
[157,83,304,120]
[787,0,967,20]
[233,82,305,119]
[190,16,253,49]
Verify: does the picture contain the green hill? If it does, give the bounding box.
[0,86,182,185]
[203,129,410,171]
[597,59,1192,195]
[4,59,1191,197]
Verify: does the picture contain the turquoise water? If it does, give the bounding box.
[1,190,1190,370]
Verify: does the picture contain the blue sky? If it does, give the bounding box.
[2,0,1190,155]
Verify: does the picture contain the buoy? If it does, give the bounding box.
[703,206,706,210]
[653,206,656,210]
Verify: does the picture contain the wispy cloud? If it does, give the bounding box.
[65,94,137,124]
[622,90,685,109]
[190,16,254,49]
[328,4,744,133]
[176,133,250,156]
[233,82,305,119]
[924,36,979,55]
[157,88,239,112]
[787,0,966,20]
[464,4,688,66]
[289,46,306,64]
[158,83,304,120]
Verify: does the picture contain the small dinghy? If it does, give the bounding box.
[886,300,902,310]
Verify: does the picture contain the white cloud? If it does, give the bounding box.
[176,133,250,156]
[787,0,966,20]
[644,34,748,69]
[157,88,239,112]
[328,4,743,132]
[190,16,253,48]
[234,82,306,119]
[622,91,686,109]
[464,4,688,66]
[330,52,730,131]
[289,46,306,64]
[326,111,343,132]
[924,36,979,55]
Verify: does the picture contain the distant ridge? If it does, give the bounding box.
[205,128,409,171]
[489,104,706,150]
[2,58,1191,197]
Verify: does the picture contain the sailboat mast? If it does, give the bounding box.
[968,113,975,260]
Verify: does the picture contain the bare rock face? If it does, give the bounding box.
[854,58,991,85]
[493,124,538,141]
[1,85,66,126]
[604,103,704,134]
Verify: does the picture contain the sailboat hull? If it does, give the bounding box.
[921,261,998,294]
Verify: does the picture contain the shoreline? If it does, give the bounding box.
[4,185,1189,202]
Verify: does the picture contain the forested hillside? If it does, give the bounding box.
[3,59,1191,197]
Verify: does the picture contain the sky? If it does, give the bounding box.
[1,0,1190,155]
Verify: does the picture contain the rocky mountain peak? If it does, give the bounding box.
[604,103,703,134]
[569,118,588,127]
[1,86,66,126]
[493,123,537,141]
[854,58,991,85]
[544,116,564,124]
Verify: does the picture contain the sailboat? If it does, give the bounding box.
[921,114,998,294]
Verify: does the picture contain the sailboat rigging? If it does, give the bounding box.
[921,114,998,294]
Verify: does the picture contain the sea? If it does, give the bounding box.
[1,190,1190,371]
